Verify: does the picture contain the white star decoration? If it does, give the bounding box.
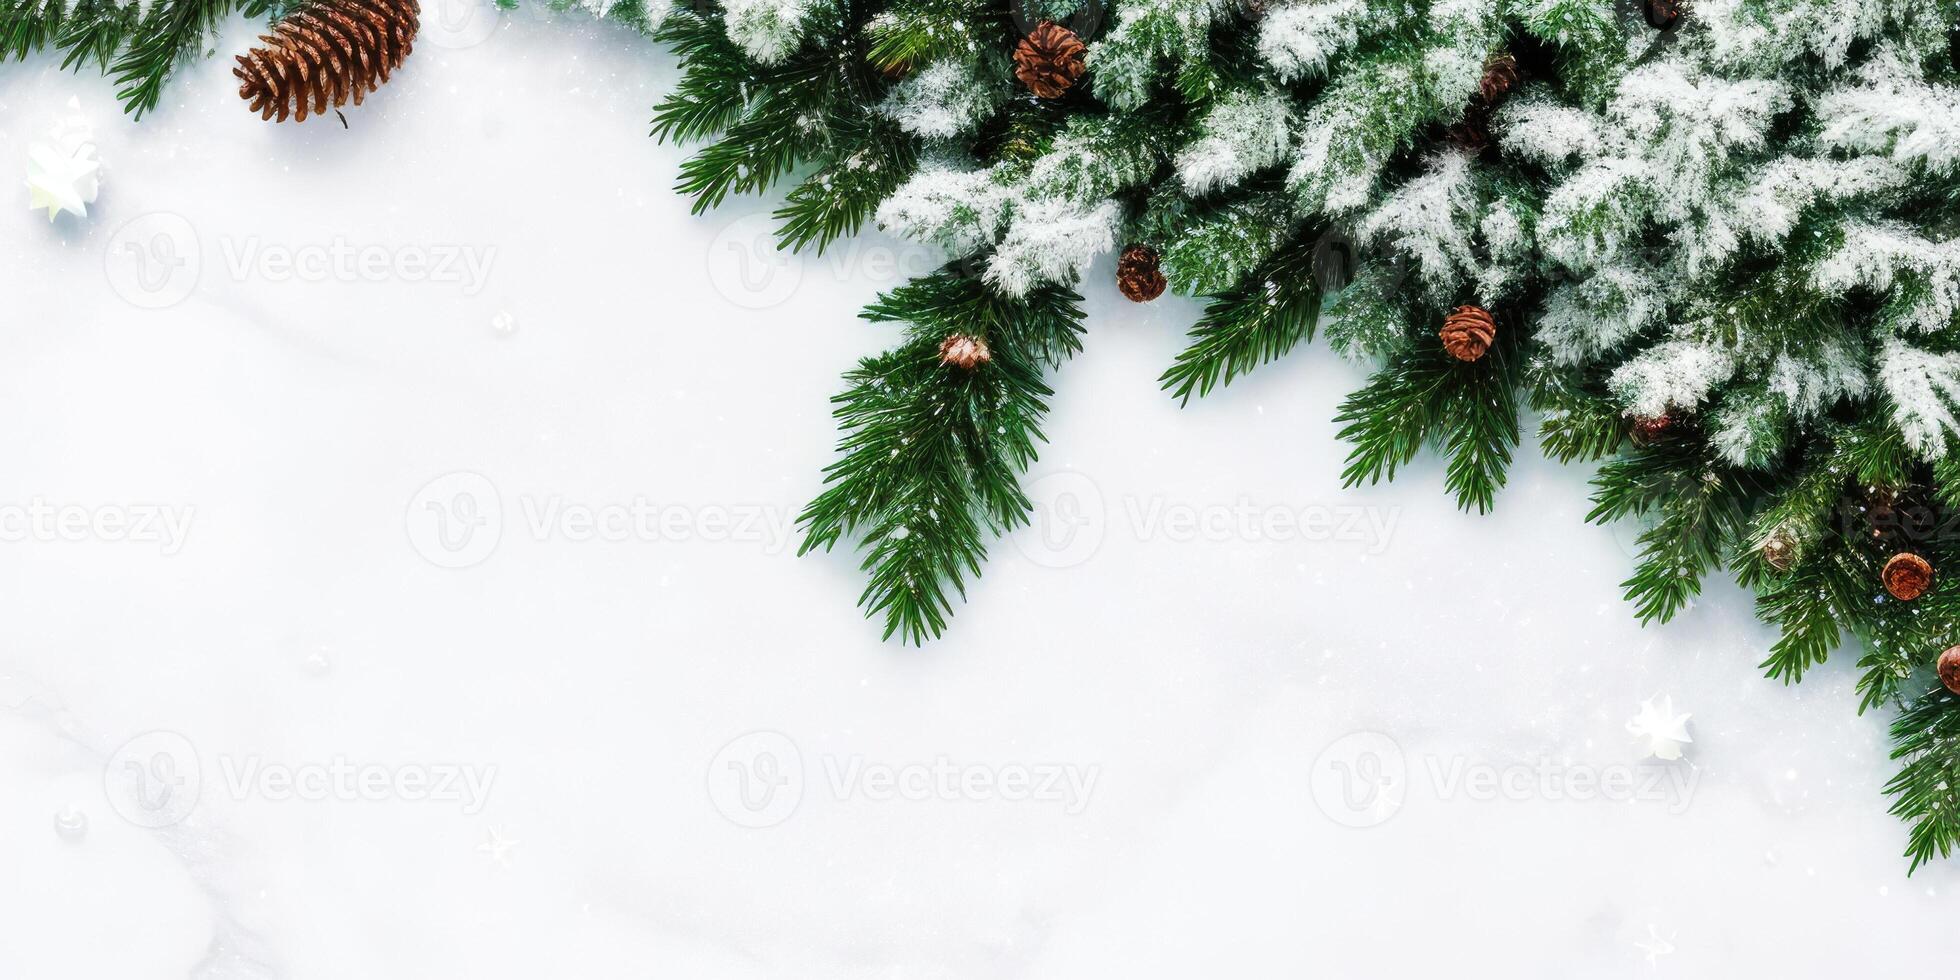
[476,827,519,866]
[24,97,100,221]
[1627,695,1694,761]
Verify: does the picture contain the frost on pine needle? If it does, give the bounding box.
[1538,157,1652,270]
[1706,390,1790,468]
[1608,338,1738,419]
[1731,157,1908,247]
[1175,89,1293,195]
[1612,64,1790,224]
[1087,0,1239,110]
[1878,339,1960,459]
[985,198,1119,297]
[1024,116,1161,205]
[877,57,1008,139]
[722,0,828,63]
[1816,54,1960,175]
[1537,265,1668,366]
[1288,58,1435,214]
[1812,223,1960,334]
[1254,0,1367,82]
[1764,340,1869,418]
[1356,152,1481,302]
[1494,96,1608,165]
[876,164,1016,258]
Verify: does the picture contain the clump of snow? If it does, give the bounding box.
[1176,90,1293,194]
[986,199,1119,297]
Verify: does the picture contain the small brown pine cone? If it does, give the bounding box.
[1760,528,1798,573]
[1478,52,1521,106]
[1445,111,1492,154]
[233,0,420,122]
[1884,552,1934,602]
[1630,414,1674,447]
[1116,245,1167,303]
[1440,305,1497,362]
[1643,0,1683,29]
[1014,21,1087,99]
[1939,646,1960,696]
[939,333,991,370]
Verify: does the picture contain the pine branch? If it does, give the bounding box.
[1159,234,1325,405]
[773,119,916,253]
[1885,689,1960,874]
[798,269,1085,643]
[1336,341,1522,514]
[1588,442,1755,624]
[110,0,237,118]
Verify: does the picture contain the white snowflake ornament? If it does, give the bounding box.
[1627,695,1694,761]
[25,97,100,222]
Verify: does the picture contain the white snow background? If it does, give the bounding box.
[1,5,1955,977]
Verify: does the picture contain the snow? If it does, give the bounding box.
[1,10,1958,980]
[876,57,1004,140]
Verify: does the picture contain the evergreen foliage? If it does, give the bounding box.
[11,0,1960,867]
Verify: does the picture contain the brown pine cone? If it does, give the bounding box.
[1760,528,1798,573]
[1116,245,1167,303]
[1014,21,1087,100]
[234,0,420,122]
[1444,108,1493,154]
[1884,552,1934,602]
[1479,52,1521,106]
[939,333,991,370]
[1940,646,1960,696]
[1440,305,1497,362]
[1630,414,1674,447]
[1643,0,1683,29]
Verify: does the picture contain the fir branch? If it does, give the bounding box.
[773,119,917,252]
[798,269,1086,643]
[1885,689,1960,874]
[1336,340,1522,514]
[1530,367,1627,465]
[1588,442,1755,624]
[110,0,237,119]
[650,10,754,144]
[1159,234,1325,405]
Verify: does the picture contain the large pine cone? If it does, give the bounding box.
[1014,21,1087,100]
[1117,245,1166,302]
[1440,305,1497,362]
[234,0,420,122]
